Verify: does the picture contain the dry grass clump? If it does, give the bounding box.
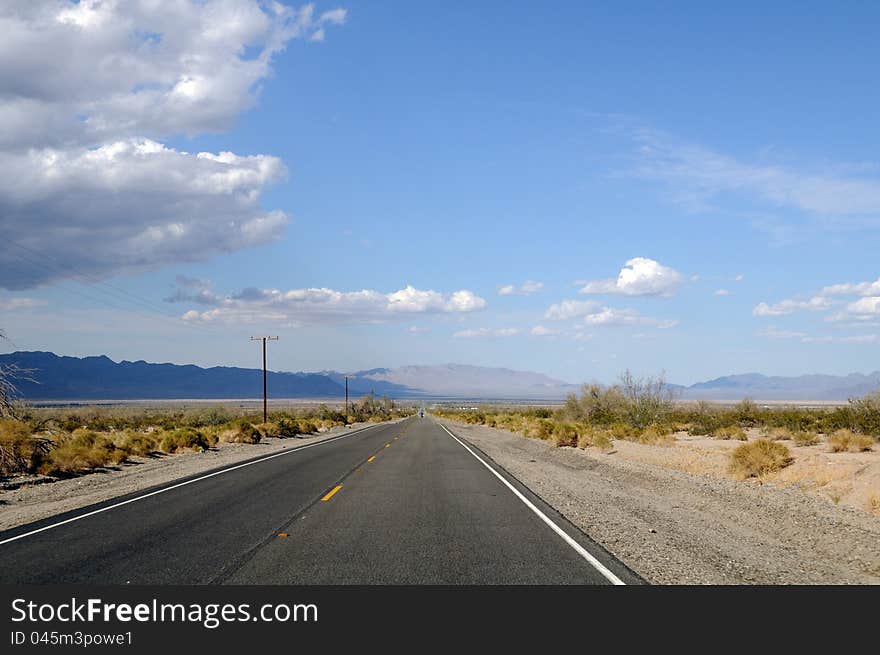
[791,431,820,447]
[712,425,747,441]
[728,439,793,479]
[218,421,261,444]
[637,424,675,446]
[550,421,579,447]
[576,427,613,451]
[160,427,211,453]
[0,419,50,475]
[766,427,792,440]
[43,429,127,475]
[827,429,874,453]
[114,430,159,457]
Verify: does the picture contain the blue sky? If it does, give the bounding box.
[1,1,879,385]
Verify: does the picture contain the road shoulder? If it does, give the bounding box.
[440,419,880,584]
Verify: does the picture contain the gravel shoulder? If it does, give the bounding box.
[442,419,880,584]
[0,420,398,533]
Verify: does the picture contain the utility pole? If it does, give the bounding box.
[344,375,352,417]
[250,336,279,423]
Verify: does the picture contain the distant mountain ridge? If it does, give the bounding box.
[1,351,878,401]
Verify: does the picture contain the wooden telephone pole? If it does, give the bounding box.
[250,336,279,423]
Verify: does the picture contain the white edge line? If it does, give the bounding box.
[438,421,626,586]
[0,421,396,547]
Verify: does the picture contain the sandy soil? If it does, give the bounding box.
[0,420,399,532]
[442,420,880,584]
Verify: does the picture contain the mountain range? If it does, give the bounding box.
[1,351,878,402]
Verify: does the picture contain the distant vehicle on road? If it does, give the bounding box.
[418,408,425,418]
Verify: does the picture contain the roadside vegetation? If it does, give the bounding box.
[434,371,879,479]
[0,395,412,480]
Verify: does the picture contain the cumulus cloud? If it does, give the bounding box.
[498,280,543,296]
[177,283,486,325]
[714,289,730,296]
[453,327,520,339]
[0,1,344,290]
[577,257,682,297]
[2,139,287,288]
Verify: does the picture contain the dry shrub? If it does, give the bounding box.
[550,422,579,447]
[766,427,793,440]
[0,419,49,474]
[43,429,126,475]
[712,425,747,441]
[791,431,820,447]
[256,422,281,438]
[160,427,210,453]
[116,430,159,456]
[637,424,675,446]
[297,418,319,435]
[728,439,792,479]
[827,429,874,453]
[577,427,613,451]
[219,421,261,444]
[609,422,637,440]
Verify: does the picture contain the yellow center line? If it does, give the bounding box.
[367,456,376,462]
[320,485,343,501]
[385,443,391,448]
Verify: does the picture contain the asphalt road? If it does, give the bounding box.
[0,417,641,585]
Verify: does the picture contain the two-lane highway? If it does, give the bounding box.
[0,417,641,585]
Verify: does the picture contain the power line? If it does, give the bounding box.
[3,241,226,337]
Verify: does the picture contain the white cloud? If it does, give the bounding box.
[179,284,487,326]
[453,327,520,339]
[529,325,559,337]
[735,274,745,281]
[0,1,345,290]
[820,277,880,297]
[843,296,880,319]
[582,307,678,329]
[0,297,47,310]
[753,296,831,317]
[2,139,287,289]
[407,326,430,335]
[714,289,730,296]
[544,299,601,320]
[578,257,682,297]
[634,132,880,218]
[498,280,543,296]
